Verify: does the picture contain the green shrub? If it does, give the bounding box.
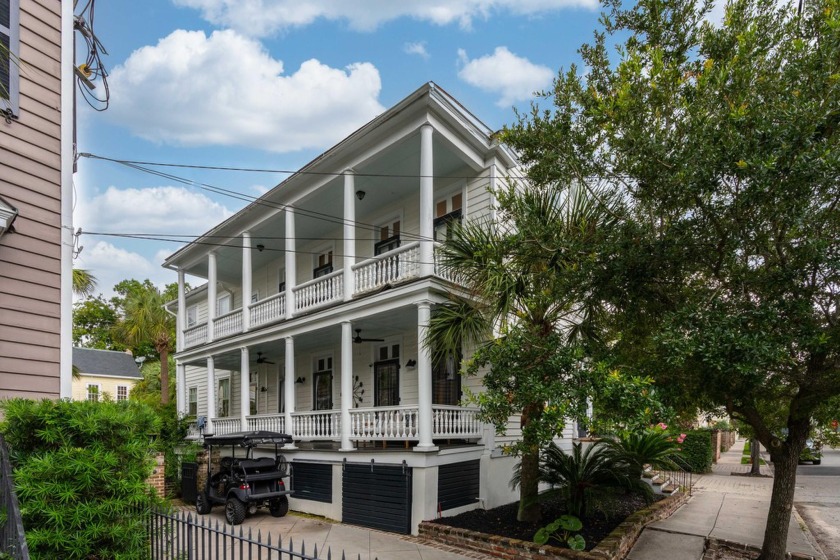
[678,429,713,473]
[1,399,161,560]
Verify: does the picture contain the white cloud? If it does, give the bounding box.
[76,185,234,235]
[174,0,598,37]
[75,241,176,299]
[457,47,554,106]
[404,41,430,59]
[108,29,385,152]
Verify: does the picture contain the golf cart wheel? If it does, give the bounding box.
[269,496,289,518]
[195,492,211,515]
[225,497,246,525]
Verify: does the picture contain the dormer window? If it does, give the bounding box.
[374,219,401,255]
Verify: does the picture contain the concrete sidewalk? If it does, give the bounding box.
[627,439,825,560]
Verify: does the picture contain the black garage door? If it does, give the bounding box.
[342,462,412,534]
[438,460,480,511]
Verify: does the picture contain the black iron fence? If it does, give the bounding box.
[0,434,30,560]
[146,508,369,560]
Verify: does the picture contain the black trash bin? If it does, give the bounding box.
[181,462,198,504]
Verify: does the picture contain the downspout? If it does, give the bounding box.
[59,0,75,399]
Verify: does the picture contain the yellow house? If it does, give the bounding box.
[72,348,142,402]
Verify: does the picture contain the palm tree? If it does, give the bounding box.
[426,182,620,522]
[114,284,174,404]
[72,268,98,297]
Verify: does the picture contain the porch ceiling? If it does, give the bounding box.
[181,298,424,371]
[181,133,474,283]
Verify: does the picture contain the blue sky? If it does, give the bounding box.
[72,0,727,297]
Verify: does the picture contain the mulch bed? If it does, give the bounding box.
[430,492,663,551]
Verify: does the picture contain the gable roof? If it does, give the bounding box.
[72,347,143,379]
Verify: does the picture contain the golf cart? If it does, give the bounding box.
[196,431,293,525]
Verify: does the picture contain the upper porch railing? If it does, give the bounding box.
[293,270,344,314]
[181,243,456,349]
[353,242,420,293]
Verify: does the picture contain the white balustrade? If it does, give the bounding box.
[434,243,456,282]
[433,405,482,438]
[291,410,340,440]
[349,406,419,440]
[352,242,421,294]
[293,270,344,313]
[250,293,286,328]
[213,309,243,339]
[247,414,286,433]
[183,323,208,349]
[210,417,241,435]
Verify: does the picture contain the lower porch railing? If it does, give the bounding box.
[188,406,482,442]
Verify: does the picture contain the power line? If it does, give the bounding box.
[83,231,440,265]
[82,154,449,243]
[79,152,483,180]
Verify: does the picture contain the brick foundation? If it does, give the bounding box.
[418,492,690,560]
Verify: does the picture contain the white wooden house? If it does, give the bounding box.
[164,82,575,534]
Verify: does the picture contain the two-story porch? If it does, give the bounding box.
[163,83,524,534]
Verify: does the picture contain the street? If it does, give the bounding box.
[796,446,840,560]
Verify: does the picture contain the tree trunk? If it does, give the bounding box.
[517,402,543,523]
[750,438,761,475]
[159,347,169,404]
[757,421,808,560]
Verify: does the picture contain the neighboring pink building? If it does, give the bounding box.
[0,0,74,400]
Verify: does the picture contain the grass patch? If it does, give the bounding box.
[740,456,766,465]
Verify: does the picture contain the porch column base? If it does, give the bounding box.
[413,444,439,453]
[339,446,357,452]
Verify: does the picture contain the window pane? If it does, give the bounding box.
[452,193,463,211]
[0,34,9,99]
[436,201,447,217]
[0,0,9,31]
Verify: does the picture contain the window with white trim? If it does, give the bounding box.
[116,385,129,402]
[188,387,198,416]
[86,384,101,402]
[278,268,286,293]
[0,0,20,116]
[313,247,334,278]
[217,293,232,315]
[186,305,198,327]
[312,355,333,411]
[374,218,401,255]
[434,192,463,241]
[218,377,230,417]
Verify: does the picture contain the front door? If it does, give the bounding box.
[374,359,400,407]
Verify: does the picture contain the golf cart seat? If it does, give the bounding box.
[238,457,276,473]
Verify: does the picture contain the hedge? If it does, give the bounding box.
[679,429,714,473]
[0,399,162,560]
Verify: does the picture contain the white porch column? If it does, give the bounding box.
[416,301,437,451]
[176,361,187,416]
[242,231,252,332]
[177,269,186,352]
[340,321,354,451]
[285,209,296,320]
[206,356,216,434]
[240,347,250,431]
[207,251,217,342]
[284,336,296,445]
[419,123,435,277]
[343,170,356,301]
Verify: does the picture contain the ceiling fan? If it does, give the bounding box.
[353,329,384,344]
[254,352,275,365]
